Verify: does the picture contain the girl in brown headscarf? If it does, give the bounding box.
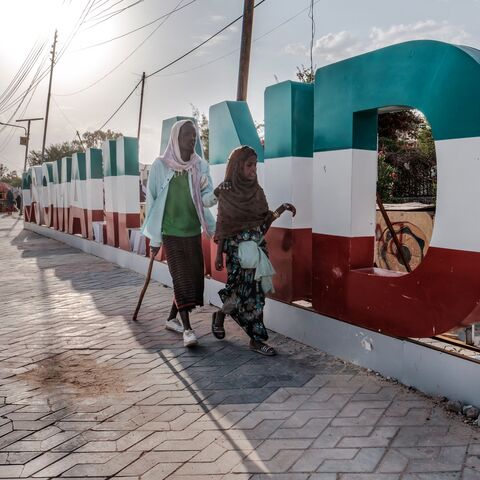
[213,145,296,356]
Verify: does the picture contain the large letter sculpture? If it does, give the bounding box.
[41,162,55,227]
[85,148,104,241]
[312,40,480,337]
[20,40,480,340]
[69,152,88,237]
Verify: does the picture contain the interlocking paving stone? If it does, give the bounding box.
[1,215,480,478]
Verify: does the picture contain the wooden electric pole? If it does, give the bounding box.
[41,30,58,162]
[236,0,254,101]
[137,72,146,143]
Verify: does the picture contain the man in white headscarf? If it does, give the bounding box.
[142,120,217,347]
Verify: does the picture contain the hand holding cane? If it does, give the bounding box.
[132,251,156,321]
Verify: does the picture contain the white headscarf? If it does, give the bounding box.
[160,119,209,236]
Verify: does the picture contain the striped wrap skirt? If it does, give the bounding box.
[162,234,204,311]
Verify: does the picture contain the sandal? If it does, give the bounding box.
[249,341,276,356]
[211,311,225,339]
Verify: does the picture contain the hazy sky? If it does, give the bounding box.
[0,0,479,172]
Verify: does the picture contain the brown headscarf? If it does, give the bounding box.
[215,145,270,241]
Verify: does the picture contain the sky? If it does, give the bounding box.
[0,0,479,173]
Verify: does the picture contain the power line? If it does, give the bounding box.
[146,0,267,79]
[86,0,126,20]
[154,0,321,79]
[51,96,78,136]
[77,0,196,51]
[84,0,143,29]
[98,0,269,130]
[56,0,188,96]
[89,0,121,14]
[0,0,96,115]
[0,39,48,114]
[98,78,142,130]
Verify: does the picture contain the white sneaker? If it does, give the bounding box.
[183,329,198,347]
[165,318,184,333]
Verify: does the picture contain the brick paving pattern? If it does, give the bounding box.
[1,214,480,479]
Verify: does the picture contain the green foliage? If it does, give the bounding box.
[377,152,397,202]
[377,110,436,203]
[295,64,316,83]
[191,105,210,160]
[0,164,21,187]
[27,129,122,165]
[28,141,78,166]
[75,129,122,149]
[417,123,436,158]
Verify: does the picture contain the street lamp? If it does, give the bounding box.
[0,118,43,174]
[0,121,27,174]
[16,117,43,174]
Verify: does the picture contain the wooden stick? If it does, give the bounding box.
[132,254,155,321]
[376,193,411,273]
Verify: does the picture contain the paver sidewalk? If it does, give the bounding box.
[1,214,480,480]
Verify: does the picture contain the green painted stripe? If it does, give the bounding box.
[87,148,103,180]
[103,139,117,177]
[160,116,203,157]
[117,136,139,176]
[54,159,62,184]
[314,40,480,152]
[72,152,87,181]
[42,163,54,186]
[209,101,264,165]
[265,81,314,159]
[22,171,31,189]
[62,157,72,183]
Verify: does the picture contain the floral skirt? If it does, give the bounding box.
[218,228,269,342]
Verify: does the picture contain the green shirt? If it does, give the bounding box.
[161,171,201,237]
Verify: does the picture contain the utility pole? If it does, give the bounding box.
[76,130,85,151]
[236,0,254,101]
[137,72,146,144]
[16,117,43,173]
[41,30,58,162]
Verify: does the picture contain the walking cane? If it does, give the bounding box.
[132,254,155,321]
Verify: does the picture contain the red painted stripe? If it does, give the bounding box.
[118,212,140,251]
[43,205,54,228]
[312,232,480,337]
[87,209,104,240]
[266,227,312,302]
[69,207,88,237]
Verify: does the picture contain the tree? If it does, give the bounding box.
[28,141,78,166]
[27,129,122,165]
[378,110,423,150]
[75,129,122,150]
[0,164,21,187]
[295,64,316,84]
[377,110,436,203]
[191,105,210,160]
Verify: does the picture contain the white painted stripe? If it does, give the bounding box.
[313,149,377,237]
[431,137,480,252]
[86,178,104,210]
[103,176,117,212]
[22,190,31,206]
[117,175,140,214]
[70,179,87,209]
[265,156,312,229]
